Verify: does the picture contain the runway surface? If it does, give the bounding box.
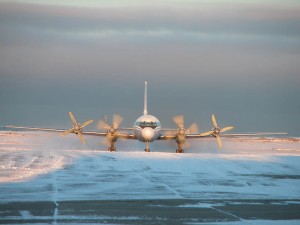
[0,131,300,224]
[1,199,300,225]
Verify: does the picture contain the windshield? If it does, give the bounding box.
[136,121,160,129]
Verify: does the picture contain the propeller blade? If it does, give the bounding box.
[104,115,108,123]
[97,118,110,130]
[185,140,191,149]
[81,120,94,128]
[113,113,123,129]
[199,130,213,137]
[221,126,235,133]
[77,132,86,144]
[212,113,218,128]
[101,138,109,147]
[61,128,74,136]
[187,123,199,134]
[69,112,77,125]
[216,135,222,149]
[173,115,184,129]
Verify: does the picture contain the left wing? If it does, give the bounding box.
[221,132,288,137]
[160,114,287,150]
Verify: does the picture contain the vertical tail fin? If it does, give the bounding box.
[144,81,148,115]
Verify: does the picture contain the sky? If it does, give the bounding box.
[0,0,299,136]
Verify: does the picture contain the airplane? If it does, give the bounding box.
[5,81,287,153]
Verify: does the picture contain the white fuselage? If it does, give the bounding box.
[133,114,161,142]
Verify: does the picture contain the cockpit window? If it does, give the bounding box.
[136,121,160,129]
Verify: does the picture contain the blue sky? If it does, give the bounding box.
[0,0,299,135]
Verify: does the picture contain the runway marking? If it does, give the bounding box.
[52,171,59,225]
[160,183,183,199]
[19,210,33,219]
[136,171,184,199]
[211,206,254,225]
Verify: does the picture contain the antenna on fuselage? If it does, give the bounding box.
[144,81,148,115]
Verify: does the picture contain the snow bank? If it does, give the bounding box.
[0,131,299,202]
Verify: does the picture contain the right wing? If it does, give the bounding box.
[4,125,137,139]
[5,125,67,133]
[5,125,107,137]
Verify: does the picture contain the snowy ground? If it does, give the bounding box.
[0,131,300,224]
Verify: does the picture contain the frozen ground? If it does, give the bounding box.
[0,131,300,224]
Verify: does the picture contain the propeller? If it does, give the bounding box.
[173,115,199,153]
[61,112,93,144]
[97,113,123,131]
[97,114,124,151]
[199,113,234,149]
[173,115,199,134]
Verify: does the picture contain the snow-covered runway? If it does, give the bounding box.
[0,131,300,224]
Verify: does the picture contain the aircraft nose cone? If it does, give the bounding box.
[142,127,154,141]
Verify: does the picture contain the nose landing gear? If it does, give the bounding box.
[144,141,150,152]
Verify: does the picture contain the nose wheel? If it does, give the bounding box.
[144,141,150,152]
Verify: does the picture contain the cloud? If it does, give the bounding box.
[1,1,299,80]
[1,1,300,43]
[0,1,299,135]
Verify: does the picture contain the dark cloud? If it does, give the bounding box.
[1,2,300,40]
[0,1,299,135]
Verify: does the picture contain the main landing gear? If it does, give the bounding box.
[176,149,184,153]
[108,146,116,152]
[108,140,117,152]
[176,142,184,153]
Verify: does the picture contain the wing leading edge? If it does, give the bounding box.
[5,125,135,138]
